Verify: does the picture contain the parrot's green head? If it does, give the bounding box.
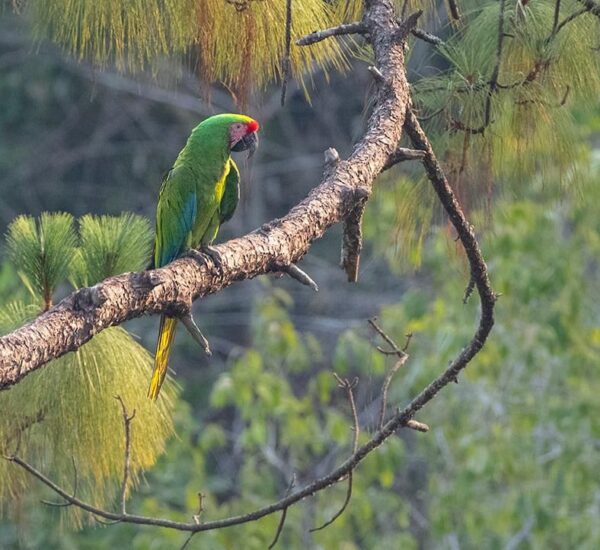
[193,113,260,158]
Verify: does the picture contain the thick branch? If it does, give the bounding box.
[5,103,496,542]
[1,0,495,540]
[0,3,412,390]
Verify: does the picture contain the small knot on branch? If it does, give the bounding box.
[73,284,107,311]
[132,271,163,290]
[367,65,388,86]
[324,147,340,167]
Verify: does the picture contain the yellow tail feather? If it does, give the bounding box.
[148,316,178,400]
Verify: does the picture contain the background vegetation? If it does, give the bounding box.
[1,0,599,548]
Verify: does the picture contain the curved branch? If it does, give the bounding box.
[0,3,413,391]
[1,0,496,538]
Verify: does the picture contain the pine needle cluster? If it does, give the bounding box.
[26,0,353,95]
[0,213,177,527]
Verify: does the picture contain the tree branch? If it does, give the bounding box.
[0,1,413,391]
[1,0,496,541]
[411,28,444,46]
[296,22,366,46]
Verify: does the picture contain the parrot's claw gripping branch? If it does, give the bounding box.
[186,246,224,278]
[180,312,212,357]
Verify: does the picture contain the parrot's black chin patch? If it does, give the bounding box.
[232,132,259,158]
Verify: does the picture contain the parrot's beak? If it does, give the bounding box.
[232,131,259,158]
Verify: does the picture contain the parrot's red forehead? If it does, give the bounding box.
[246,119,259,133]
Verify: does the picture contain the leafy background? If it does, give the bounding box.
[1,0,600,548]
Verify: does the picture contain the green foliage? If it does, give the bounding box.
[71,213,153,287]
[27,0,351,93]
[83,177,600,548]
[413,0,600,196]
[4,181,600,547]
[6,212,77,308]
[364,175,435,271]
[0,212,177,529]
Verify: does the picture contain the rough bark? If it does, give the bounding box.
[0,0,414,390]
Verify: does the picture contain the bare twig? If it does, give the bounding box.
[281,0,293,106]
[296,22,366,46]
[368,318,403,354]
[554,7,591,35]
[41,456,78,508]
[268,475,296,549]
[181,313,212,356]
[268,507,288,548]
[411,28,444,46]
[382,147,426,171]
[180,493,205,550]
[574,0,600,20]
[341,199,367,282]
[115,396,135,515]
[281,263,319,292]
[484,0,507,129]
[552,0,562,36]
[447,0,461,20]
[310,374,359,532]
[369,318,410,429]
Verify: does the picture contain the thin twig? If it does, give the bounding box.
[115,396,135,516]
[281,0,292,106]
[310,374,359,532]
[411,28,444,46]
[448,0,461,20]
[41,457,78,508]
[368,318,402,354]
[369,318,410,429]
[268,507,288,548]
[180,493,205,550]
[552,0,562,36]
[310,472,353,533]
[296,22,366,46]
[382,147,426,171]
[555,7,591,34]
[181,312,212,356]
[281,263,319,292]
[268,475,295,549]
[484,0,507,129]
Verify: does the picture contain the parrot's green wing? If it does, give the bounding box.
[219,159,240,224]
[154,166,197,268]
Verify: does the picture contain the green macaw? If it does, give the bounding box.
[148,113,260,400]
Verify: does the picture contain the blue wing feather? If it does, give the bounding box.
[155,167,197,268]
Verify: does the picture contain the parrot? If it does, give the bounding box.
[147,113,260,400]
